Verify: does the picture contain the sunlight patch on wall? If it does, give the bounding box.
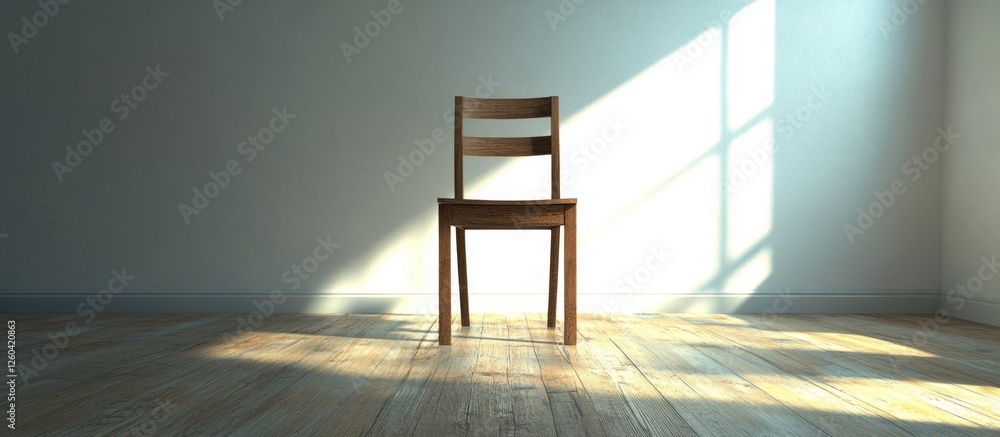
[315,0,777,310]
[716,0,776,295]
[723,247,772,293]
[322,209,437,295]
[726,118,774,263]
[726,0,775,130]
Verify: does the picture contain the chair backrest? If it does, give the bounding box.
[453,96,560,199]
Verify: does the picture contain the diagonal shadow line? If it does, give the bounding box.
[697,235,771,291]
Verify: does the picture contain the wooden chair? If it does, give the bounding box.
[438,96,577,345]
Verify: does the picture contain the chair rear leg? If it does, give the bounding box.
[456,229,470,327]
[547,228,560,328]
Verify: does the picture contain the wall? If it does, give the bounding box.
[0,0,945,314]
[942,0,1000,325]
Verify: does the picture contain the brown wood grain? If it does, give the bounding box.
[438,203,451,346]
[456,228,470,327]
[454,96,464,199]
[462,96,553,119]
[551,95,561,198]
[437,198,576,205]
[547,228,560,328]
[13,313,1000,435]
[563,204,576,345]
[463,136,552,156]
[449,204,567,230]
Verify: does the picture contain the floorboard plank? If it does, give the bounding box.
[9,313,1000,436]
[560,315,651,437]
[505,314,559,437]
[584,314,698,437]
[705,314,989,436]
[226,315,409,435]
[411,313,486,436]
[670,314,911,436]
[525,313,607,437]
[25,314,332,436]
[362,315,441,437]
[624,314,824,437]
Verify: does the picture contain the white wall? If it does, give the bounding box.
[0,0,945,314]
[942,0,1000,325]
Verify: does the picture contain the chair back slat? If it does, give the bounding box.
[463,136,551,157]
[462,97,552,119]
[453,96,560,199]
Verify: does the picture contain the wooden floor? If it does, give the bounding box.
[6,313,1000,436]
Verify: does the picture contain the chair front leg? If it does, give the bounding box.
[457,229,470,327]
[563,205,577,345]
[439,204,452,345]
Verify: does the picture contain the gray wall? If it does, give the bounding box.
[942,0,1000,325]
[1,0,945,314]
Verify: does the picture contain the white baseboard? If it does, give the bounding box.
[944,295,1000,327]
[0,291,940,315]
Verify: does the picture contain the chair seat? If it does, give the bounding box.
[437,198,577,205]
[439,198,575,230]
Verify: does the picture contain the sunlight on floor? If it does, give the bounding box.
[195,325,991,428]
[176,310,1000,434]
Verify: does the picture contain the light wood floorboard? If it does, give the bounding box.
[5,313,1000,436]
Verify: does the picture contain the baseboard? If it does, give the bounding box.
[0,291,940,315]
[945,295,1000,328]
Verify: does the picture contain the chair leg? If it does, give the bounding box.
[564,205,577,346]
[456,229,470,327]
[547,228,560,328]
[439,204,452,346]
